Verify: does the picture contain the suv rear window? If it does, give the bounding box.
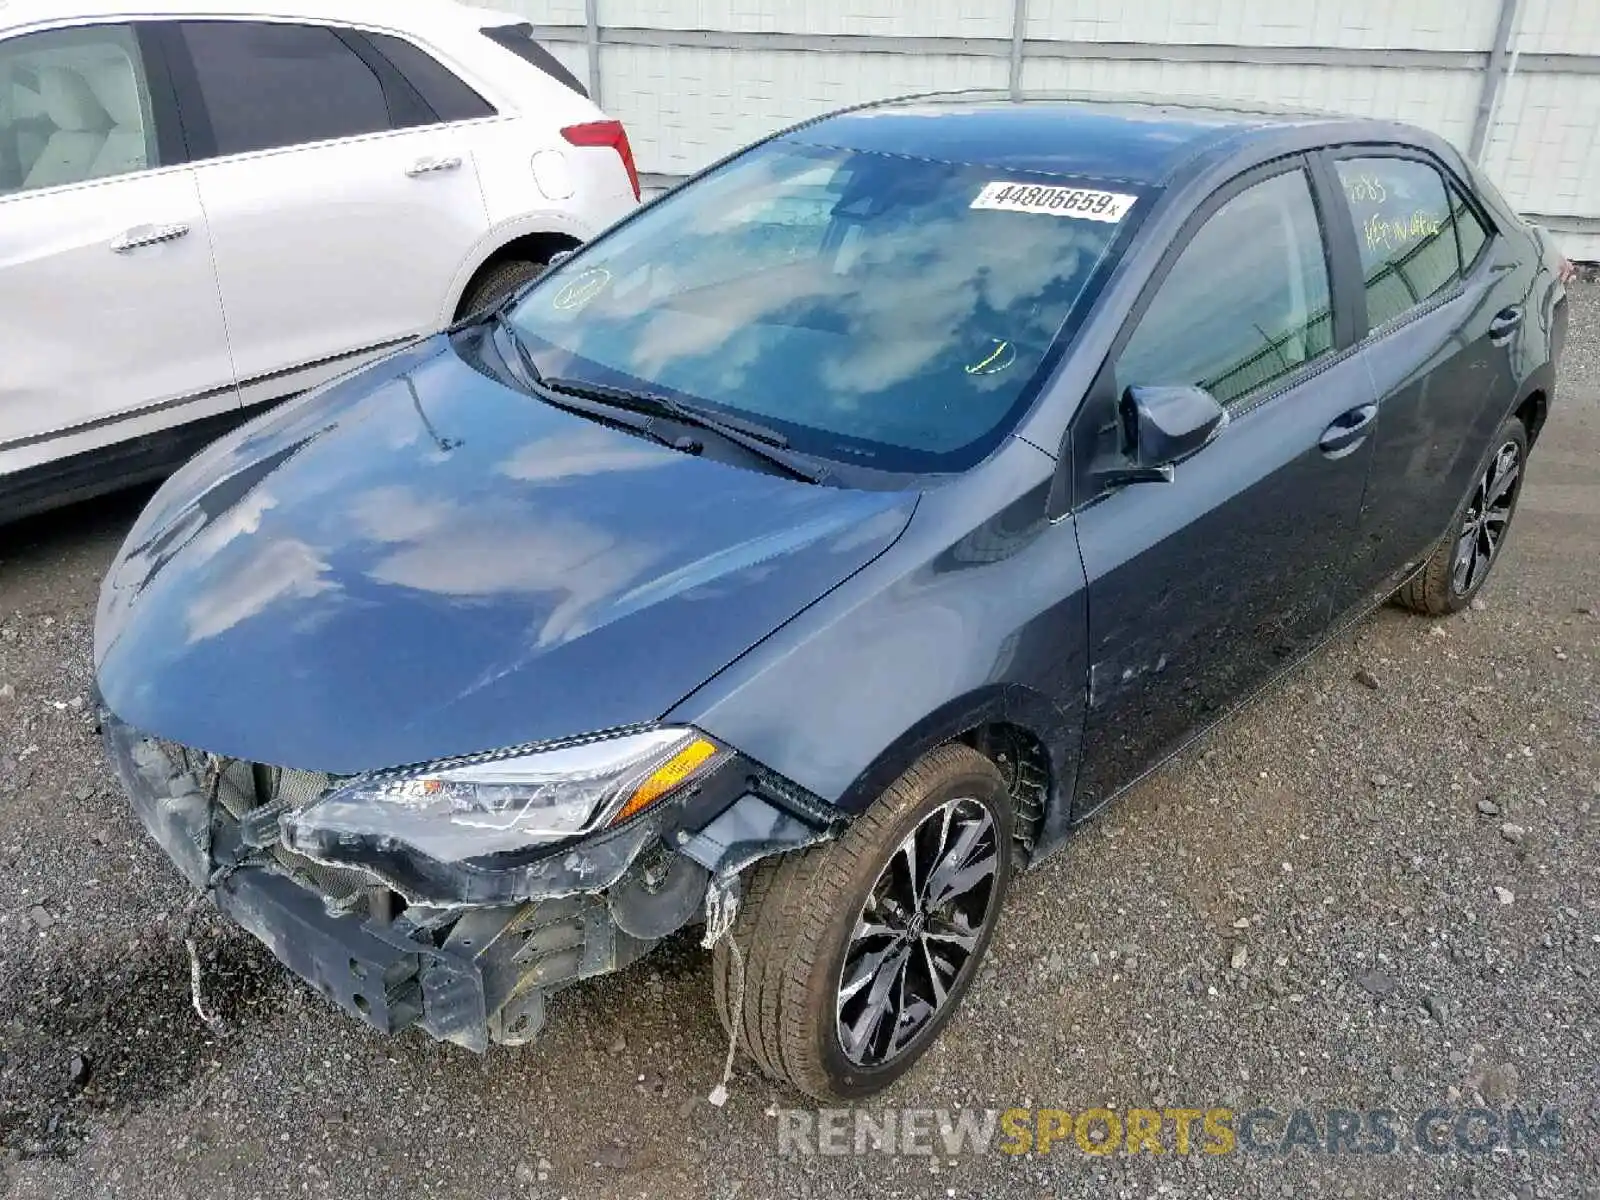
[363,31,495,122]
[480,24,587,98]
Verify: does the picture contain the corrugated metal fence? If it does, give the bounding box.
[488,0,1600,259]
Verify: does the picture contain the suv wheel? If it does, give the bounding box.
[711,743,1012,1101]
[1396,414,1529,616]
[458,258,548,319]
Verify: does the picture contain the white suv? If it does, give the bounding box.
[0,0,641,520]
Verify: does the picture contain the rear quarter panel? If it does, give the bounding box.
[416,16,639,319]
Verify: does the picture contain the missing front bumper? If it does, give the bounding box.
[101,712,835,1051]
[105,716,667,1049]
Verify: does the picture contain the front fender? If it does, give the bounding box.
[829,685,1073,818]
[668,437,1089,855]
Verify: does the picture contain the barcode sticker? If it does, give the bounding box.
[971,182,1138,223]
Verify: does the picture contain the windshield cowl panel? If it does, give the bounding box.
[507,139,1154,476]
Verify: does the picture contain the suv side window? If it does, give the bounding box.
[0,24,159,194]
[178,21,394,157]
[1118,168,1333,408]
[1335,157,1459,330]
[362,32,496,122]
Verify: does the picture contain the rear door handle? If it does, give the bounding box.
[1319,403,1378,458]
[1488,306,1523,343]
[111,223,190,253]
[406,155,462,177]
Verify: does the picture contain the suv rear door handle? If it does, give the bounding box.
[1488,306,1523,343]
[1319,403,1378,458]
[111,223,190,253]
[406,155,462,177]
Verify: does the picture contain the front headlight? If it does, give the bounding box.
[280,727,728,894]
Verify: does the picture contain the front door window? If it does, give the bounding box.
[0,24,157,194]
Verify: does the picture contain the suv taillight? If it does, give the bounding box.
[561,120,640,201]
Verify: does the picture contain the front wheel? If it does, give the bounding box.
[711,744,1013,1101]
[1395,415,1529,616]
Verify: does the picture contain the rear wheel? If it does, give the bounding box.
[457,258,547,320]
[711,744,1012,1101]
[1395,415,1528,615]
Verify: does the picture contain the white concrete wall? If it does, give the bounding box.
[606,0,1013,37]
[1021,0,1502,49]
[600,44,1008,175]
[1016,59,1484,150]
[1480,0,1600,252]
[487,0,1600,258]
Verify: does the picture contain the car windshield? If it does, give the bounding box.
[506,138,1146,473]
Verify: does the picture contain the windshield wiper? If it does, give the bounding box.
[482,307,543,388]
[484,319,679,450]
[540,376,829,484]
[478,316,827,483]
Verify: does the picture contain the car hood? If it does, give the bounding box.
[95,337,917,775]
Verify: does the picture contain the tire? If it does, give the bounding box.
[456,258,547,320]
[711,743,1013,1101]
[1395,414,1529,616]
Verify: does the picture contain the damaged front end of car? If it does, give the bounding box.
[102,710,841,1051]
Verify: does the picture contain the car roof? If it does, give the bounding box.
[787,91,1423,188]
[0,0,510,37]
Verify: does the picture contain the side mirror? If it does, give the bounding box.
[1100,384,1227,486]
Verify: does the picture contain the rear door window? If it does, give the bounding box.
[1334,157,1461,330]
[1449,183,1492,273]
[177,21,395,157]
[1117,167,1334,408]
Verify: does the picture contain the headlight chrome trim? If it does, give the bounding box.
[340,721,662,788]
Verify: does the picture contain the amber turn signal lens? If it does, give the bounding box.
[611,737,720,825]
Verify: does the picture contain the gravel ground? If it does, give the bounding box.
[1,287,1597,1200]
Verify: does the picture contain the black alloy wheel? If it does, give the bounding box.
[1452,437,1522,596]
[836,796,1000,1066]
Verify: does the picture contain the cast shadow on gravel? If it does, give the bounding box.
[0,916,288,1161]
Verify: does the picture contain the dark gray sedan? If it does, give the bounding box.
[95,93,1569,1100]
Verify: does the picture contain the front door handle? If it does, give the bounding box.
[111,223,190,253]
[1488,306,1523,344]
[1319,403,1378,458]
[406,155,462,177]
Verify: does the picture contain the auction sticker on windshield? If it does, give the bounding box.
[971,182,1137,222]
[552,266,612,311]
